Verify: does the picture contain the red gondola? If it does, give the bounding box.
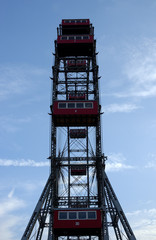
[52,101,99,126]
[71,165,86,176]
[70,129,87,138]
[67,59,86,66]
[68,93,86,101]
[66,59,87,72]
[57,35,94,57]
[57,35,93,44]
[67,59,87,71]
[61,19,91,35]
[53,209,102,235]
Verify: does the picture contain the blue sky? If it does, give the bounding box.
[0,0,156,239]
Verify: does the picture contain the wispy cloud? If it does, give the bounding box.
[0,190,26,240]
[0,214,24,240]
[0,65,27,100]
[21,181,46,192]
[0,116,31,133]
[106,153,135,171]
[0,158,49,167]
[0,190,25,215]
[107,152,156,172]
[127,208,156,240]
[145,161,156,170]
[103,103,140,113]
[117,38,156,98]
[106,162,134,171]
[0,64,48,101]
[145,154,156,170]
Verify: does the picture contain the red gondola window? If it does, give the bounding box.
[59,212,67,220]
[60,36,90,41]
[76,36,82,40]
[58,102,93,109]
[58,103,66,108]
[63,19,88,24]
[69,36,74,40]
[76,103,84,108]
[68,103,75,108]
[58,211,97,220]
[85,102,93,108]
[88,211,96,219]
[61,36,67,40]
[69,212,77,219]
[83,36,89,40]
[78,212,86,219]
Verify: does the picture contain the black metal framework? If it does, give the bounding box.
[21,19,136,240]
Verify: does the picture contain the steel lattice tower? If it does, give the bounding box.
[21,19,136,240]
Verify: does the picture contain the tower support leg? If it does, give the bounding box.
[21,175,52,240]
[103,171,136,240]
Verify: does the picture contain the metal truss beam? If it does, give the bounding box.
[55,156,104,162]
[103,171,136,240]
[21,175,52,240]
[57,80,94,84]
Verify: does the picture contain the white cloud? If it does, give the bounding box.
[145,161,156,170]
[0,190,26,240]
[145,154,156,170]
[103,103,140,113]
[107,152,126,162]
[0,185,49,239]
[0,158,49,167]
[106,153,135,171]
[0,214,25,240]
[118,38,156,98]
[127,208,156,240]
[8,188,15,198]
[106,162,134,171]
[0,195,25,216]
